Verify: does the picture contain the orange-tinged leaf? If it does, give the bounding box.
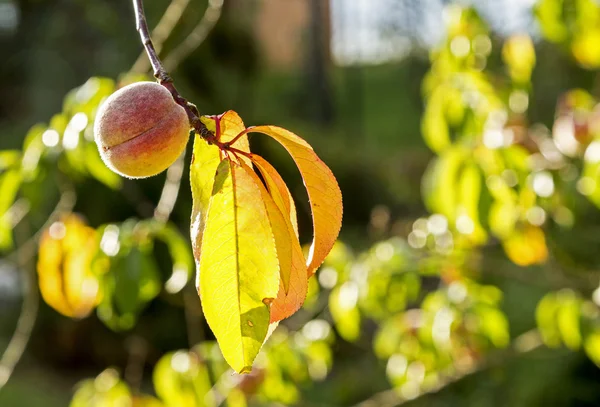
[249,126,342,275]
[190,111,250,275]
[251,154,298,238]
[198,158,279,373]
[238,160,307,322]
[37,214,100,318]
[503,226,548,267]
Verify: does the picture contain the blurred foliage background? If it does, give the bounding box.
[4,0,600,405]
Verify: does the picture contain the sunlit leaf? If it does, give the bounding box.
[329,282,361,342]
[458,164,487,244]
[502,226,548,267]
[536,294,562,347]
[249,125,343,275]
[153,222,194,294]
[84,142,122,189]
[190,111,250,273]
[502,34,536,83]
[37,214,101,319]
[584,330,600,366]
[96,223,161,331]
[556,290,582,350]
[251,154,298,237]
[422,147,467,221]
[153,350,215,407]
[239,160,307,323]
[197,158,280,373]
[0,169,22,250]
[422,87,451,153]
[70,369,131,407]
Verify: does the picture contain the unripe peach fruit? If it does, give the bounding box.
[94,81,190,178]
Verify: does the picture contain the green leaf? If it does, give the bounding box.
[153,223,195,294]
[153,351,215,407]
[422,87,451,153]
[70,369,131,407]
[329,282,361,342]
[98,244,161,331]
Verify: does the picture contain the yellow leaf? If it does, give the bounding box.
[190,111,250,274]
[503,226,548,267]
[198,158,279,373]
[37,214,101,318]
[251,154,298,237]
[249,126,342,275]
[502,34,536,83]
[239,160,307,322]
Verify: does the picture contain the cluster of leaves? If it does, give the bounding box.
[67,233,512,406]
[4,76,195,328]
[11,1,600,404]
[320,239,509,398]
[421,1,600,378]
[536,0,600,69]
[189,110,342,373]
[421,5,548,267]
[0,78,123,250]
[38,213,193,330]
[70,327,334,406]
[536,289,600,366]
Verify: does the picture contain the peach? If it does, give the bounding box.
[94,81,191,178]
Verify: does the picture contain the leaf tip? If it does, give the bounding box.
[239,366,253,374]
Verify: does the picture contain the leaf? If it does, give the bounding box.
[238,160,307,322]
[422,147,466,221]
[84,142,122,189]
[584,330,600,366]
[457,164,487,244]
[250,154,298,237]
[153,350,215,407]
[249,126,342,275]
[0,169,22,250]
[190,111,250,274]
[329,282,361,342]
[198,158,280,373]
[422,87,451,153]
[556,291,582,350]
[70,369,132,407]
[37,214,101,319]
[153,222,195,294]
[502,226,548,267]
[96,226,161,331]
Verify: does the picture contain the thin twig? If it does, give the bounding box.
[131,0,192,74]
[133,0,210,137]
[153,151,186,224]
[163,0,225,72]
[0,189,77,390]
[352,329,544,407]
[133,0,223,227]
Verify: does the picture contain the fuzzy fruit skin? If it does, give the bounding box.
[94,81,190,178]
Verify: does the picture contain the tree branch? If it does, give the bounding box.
[130,0,192,74]
[133,0,214,136]
[133,0,222,225]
